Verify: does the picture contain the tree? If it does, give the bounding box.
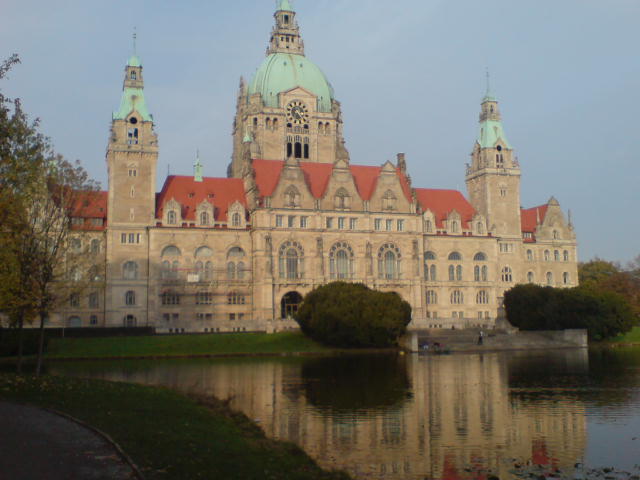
[504,284,635,340]
[0,55,99,374]
[295,282,412,348]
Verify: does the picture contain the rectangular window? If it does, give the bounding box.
[206,313,213,321]
[172,313,179,322]
[137,233,141,244]
[386,219,393,231]
[229,313,236,321]
[91,218,104,227]
[288,216,296,228]
[350,218,357,230]
[129,233,135,244]
[397,219,405,232]
[374,219,382,231]
[163,314,170,322]
[300,216,308,228]
[121,233,127,244]
[71,217,84,226]
[338,217,345,230]
[276,215,283,227]
[239,313,245,321]
[90,315,98,326]
[326,217,334,229]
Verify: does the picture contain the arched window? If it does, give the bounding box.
[450,220,459,234]
[476,222,484,234]
[473,252,487,261]
[527,250,534,261]
[205,261,213,281]
[544,250,550,262]
[227,247,246,281]
[334,188,351,210]
[554,250,560,262]
[161,260,171,279]
[496,154,504,168]
[448,252,462,281]
[279,241,304,280]
[377,244,401,280]
[553,230,560,240]
[125,290,136,306]
[329,242,355,279]
[546,272,554,286]
[481,266,488,282]
[426,290,438,305]
[162,245,181,260]
[382,190,397,211]
[527,271,534,283]
[501,266,513,283]
[476,291,489,305]
[167,210,177,225]
[424,251,437,281]
[68,316,82,328]
[450,290,464,305]
[563,250,570,262]
[90,239,100,254]
[195,246,213,258]
[425,219,433,233]
[200,211,210,226]
[232,212,242,227]
[563,272,570,285]
[227,262,236,280]
[284,186,300,207]
[237,262,246,280]
[474,266,481,282]
[123,261,138,280]
[130,71,137,80]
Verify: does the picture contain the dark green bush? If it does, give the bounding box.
[0,328,47,357]
[504,284,635,340]
[294,282,412,348]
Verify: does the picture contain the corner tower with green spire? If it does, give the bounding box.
[466,80,522,238]
[106,37,158,229]
[229,0,349,178]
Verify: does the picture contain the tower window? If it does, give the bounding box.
[303,143,309,159]
[127,128,139,145]
[129,117,138,125]
[131,71,137,81]
[294,142,302,159]
[284,14,289,24]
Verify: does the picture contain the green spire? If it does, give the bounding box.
[277,0,294,12]
[128,29,141,67]
[194,150,203,182]
[114,32,152,122]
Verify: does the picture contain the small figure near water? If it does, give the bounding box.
[478,330,484,346]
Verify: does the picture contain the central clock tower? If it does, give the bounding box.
[228,0,349,177]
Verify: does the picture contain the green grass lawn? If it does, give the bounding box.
[608,326,640,343]
[46,331,332,359]
[0,374,350,480]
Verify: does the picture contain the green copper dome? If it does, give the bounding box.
[277,0,294,12]
[127,54,142,68]
[247,53,334,113]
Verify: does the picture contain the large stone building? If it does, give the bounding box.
[58,0,578,332]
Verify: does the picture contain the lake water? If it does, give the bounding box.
[50,348,640,480]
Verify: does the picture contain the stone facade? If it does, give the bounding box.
[49,3,578,332]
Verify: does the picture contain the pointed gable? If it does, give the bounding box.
[156,176,246,223]
[521,204,549,233]
[415,189,476,229]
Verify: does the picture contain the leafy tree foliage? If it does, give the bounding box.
[579,258,640,323]
[295,282,412,348]
[0,55,99,374]
[504,284,635,340]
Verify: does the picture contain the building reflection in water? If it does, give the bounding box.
[53,349,589,480]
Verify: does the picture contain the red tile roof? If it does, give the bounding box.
[521,204,548,232]
[252,159,413,202]
[72,191,108,218]
[414,188,476,229]
[156,176,247,222]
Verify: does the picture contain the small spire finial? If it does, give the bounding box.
[194,150,203,182]
[133,27,137,55]
[486,68,491,96]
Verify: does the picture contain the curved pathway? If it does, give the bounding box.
[0,401,138,480]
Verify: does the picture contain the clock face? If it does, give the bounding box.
[286,100,309,125]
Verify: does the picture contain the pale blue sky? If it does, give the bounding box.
[1,0,638,263]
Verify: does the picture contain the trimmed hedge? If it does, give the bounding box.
[295,282,412,348]
[0,328,47,357]
[504,284,635,340]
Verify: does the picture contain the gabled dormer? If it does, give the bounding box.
[320,159,363,212]
[228,201,247,229]
[270,157,314,210]
[163,198,182,226]
[369,161,412,213]
[195,200,214,227]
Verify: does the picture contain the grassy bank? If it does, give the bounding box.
[0,374,350,480]
[45,331,333,359]
[606,326,640,344]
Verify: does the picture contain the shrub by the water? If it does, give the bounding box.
[504,284,635,340]
[294,282,411,348]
